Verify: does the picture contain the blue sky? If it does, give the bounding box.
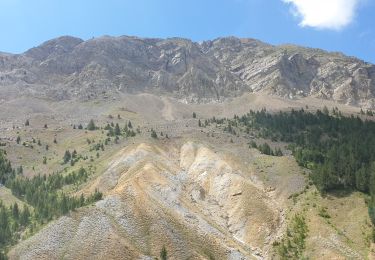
[0,0,374,63]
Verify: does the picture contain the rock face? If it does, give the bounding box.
[1,35,375,106]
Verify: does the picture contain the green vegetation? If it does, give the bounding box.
[63,150,72,164]
[104,121,136,137]
[0,150,102,258]
[203,107,375,249]
[62,150,82,166]
[257,142,283,156]
[160,246,168,260]
[243,108,375,194]
[151,129,158,139]
[223,121,237,135]
[0,202,31,259]
[222,108,375,242]
[87,119,96,131]
[360,108,374,116]
[318,207,331,219]
[277,214,308,259]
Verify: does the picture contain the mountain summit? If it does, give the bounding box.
[0,35,374,107]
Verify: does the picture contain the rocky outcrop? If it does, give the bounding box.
[205,38,375,107]
[1,35,374,107]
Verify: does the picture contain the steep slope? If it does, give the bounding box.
[8,139,371,260]
[0,35,374,106]
[204,38,375,107]
[0,36,244,102]
[8,142,289,259]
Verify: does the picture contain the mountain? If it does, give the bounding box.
[0,35,374,107]
[1,35,375,259]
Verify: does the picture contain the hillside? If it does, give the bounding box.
[0,91,373,259]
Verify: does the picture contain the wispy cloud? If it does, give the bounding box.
[283,0,361,30]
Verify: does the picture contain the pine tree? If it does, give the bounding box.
[61,194,69,214]
[114,123,121,136]
[12,203,19,220]
[87,119,96,131]
[63,150,71,164]
[20,205,30,226]
[160,246,167,260]
[275,148,283,156]
[249,140,257,148]
[151,129,158,139]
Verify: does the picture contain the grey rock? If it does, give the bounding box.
[1,35,374,107]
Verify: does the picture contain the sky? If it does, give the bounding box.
[0,0,374,63]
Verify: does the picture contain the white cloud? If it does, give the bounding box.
[283,0,361,30]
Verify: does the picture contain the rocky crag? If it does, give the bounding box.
[0,35,374,107]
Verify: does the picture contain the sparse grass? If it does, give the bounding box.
[0,95,373,259]
[318,207,331,219]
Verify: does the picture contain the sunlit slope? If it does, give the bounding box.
[9,142,290,259]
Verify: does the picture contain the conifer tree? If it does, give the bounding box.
[160,246,167,260]
[63,150,71,164]
[114,123,121,136]
[87,119,96,131]
[151,129,158,139]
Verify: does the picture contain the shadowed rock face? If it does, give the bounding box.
[1,35,374,106]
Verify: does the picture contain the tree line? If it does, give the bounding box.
[223,108,375,235]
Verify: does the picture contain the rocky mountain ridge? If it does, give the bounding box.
[0,35,374,107]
